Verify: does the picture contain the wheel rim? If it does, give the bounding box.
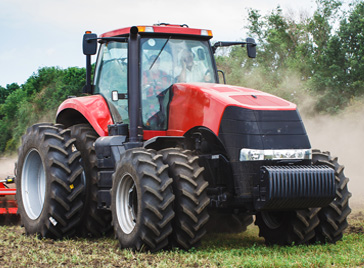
[21,149,46,220]
[116,173,138,234]
[261,211,285,229]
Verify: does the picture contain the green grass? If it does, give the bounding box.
[0,220,363,268]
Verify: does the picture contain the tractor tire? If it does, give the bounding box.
[311,149,352,243]
[16,123,84,238]
[70,124,112,237]
[111,148,175,252]
[255,208,320,245]
[160,148,210,250]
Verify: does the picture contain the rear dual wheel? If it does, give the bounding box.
[16,124,84,238]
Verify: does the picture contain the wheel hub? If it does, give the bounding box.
[116,173,138,234]
[21,149,46,220]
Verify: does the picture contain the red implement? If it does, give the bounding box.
[0,177,18,215]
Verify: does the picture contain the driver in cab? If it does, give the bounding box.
[177,49,211,83]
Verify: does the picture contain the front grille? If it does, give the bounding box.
[218,106,312,198]
[254,165,336,210]
[218,106,311,162]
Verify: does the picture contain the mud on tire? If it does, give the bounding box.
[16,123,84,238]
[160,148,210,250]
[70,124,112,237]
[311,149,352,243]
[111,148,175,252]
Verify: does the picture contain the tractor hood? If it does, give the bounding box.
[182,83,296,110]
[167,83,297,136]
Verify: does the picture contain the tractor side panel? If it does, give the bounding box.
[168,83,225,136]
[56,95,113,137]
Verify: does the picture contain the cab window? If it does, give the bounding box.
[94,42,129,123]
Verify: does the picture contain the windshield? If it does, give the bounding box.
[140,37,216,129]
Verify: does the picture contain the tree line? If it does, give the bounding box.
[0,67,86,152]
[0,0,363,153]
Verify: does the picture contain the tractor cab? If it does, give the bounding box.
[80,24,256,139]
[93,27,218,130]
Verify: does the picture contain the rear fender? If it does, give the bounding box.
[56,95,113,137]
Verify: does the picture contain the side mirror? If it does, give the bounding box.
[246,37,256,58]
[82,31,97,94]
[83,32,98,55]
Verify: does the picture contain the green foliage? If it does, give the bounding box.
[0,66,86,153]
[309,1,364,111]
[0,83,20,105]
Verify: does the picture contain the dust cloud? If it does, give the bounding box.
[301,103,364,205]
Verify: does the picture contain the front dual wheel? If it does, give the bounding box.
[111,149,175,252]
[111,148,210,252]
[255,150,351,245]
[255,209,320,245]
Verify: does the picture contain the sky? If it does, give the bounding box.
[0,0,316,88]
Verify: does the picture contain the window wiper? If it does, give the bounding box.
[149,36,171,70]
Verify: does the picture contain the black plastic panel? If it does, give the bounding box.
[217,106,312,199]
[218,106,311,162]
[255,165,336,210]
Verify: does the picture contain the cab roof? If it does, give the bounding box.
[100,24,213,39]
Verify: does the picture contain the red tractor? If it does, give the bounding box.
[15,24,351,251]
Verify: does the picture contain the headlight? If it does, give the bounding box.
[239,148,311,161]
